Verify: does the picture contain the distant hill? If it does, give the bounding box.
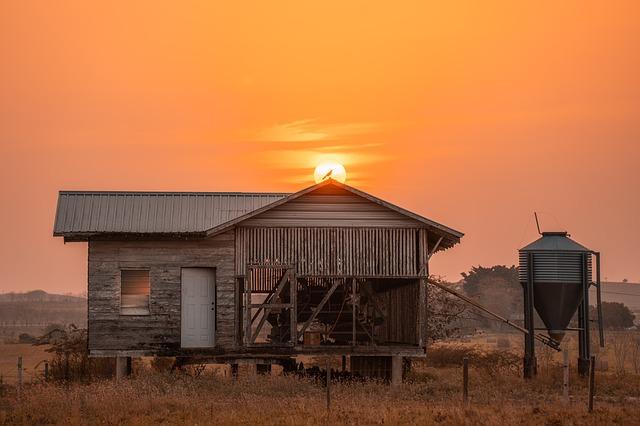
[0,290,85,303]
[590,282,640,312]
[0,290,86,330]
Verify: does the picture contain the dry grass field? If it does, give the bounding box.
[0,344,51,386]
[1,341,640,425]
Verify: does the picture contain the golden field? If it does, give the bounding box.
[1,340,639,425]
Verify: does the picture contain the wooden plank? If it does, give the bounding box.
[418,277,426,347]
[352,278,357,345]
[290,269,297,343]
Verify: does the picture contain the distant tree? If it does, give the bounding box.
[589,302,635,330]
[622,278,628,283]
[461,265,521,328]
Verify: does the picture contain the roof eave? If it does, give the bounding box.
[57,231,209,242]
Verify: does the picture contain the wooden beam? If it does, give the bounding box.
[352,278,357,345]
[418,277,426,348]
[298,279,342,338]
[244,272,252,346]
[426,236,443,261]
[90,344,426,358]
[250,303,292,309]
[290,269,297,343]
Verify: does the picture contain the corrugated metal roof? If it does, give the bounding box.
[53,191,288,238]
[520,232,592,252]
[53,181,464,251]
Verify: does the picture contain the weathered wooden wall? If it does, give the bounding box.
[87,230,235,354]
[236,227,429,277]
[373,280,420,345]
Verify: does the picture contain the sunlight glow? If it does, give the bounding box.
[314,161,347,184]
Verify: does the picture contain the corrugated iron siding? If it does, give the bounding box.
[236,227,428,277]
[519,252,592,284]
[54,192,287,235]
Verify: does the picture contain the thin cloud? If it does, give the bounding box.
[252,119,384,143]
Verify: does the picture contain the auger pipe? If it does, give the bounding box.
[427,278,561,351]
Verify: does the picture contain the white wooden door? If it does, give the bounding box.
[181,268,215,348]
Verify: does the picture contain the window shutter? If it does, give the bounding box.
[121,270,150,315]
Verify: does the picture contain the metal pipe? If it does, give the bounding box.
[427,278,560,351]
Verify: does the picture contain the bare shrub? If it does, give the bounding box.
[427,344,520,377]
[41,325,114,382]
[609,333,631,374]
[426,276,467,341]
[536,342,558,375]
[631,332,640,374]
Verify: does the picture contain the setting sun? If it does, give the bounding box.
[314,161,347,184]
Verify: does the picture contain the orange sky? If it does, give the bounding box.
[1,1,639,293]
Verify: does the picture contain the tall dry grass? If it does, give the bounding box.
[1,350,639,425]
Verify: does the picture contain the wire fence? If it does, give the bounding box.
[0,357,50,386]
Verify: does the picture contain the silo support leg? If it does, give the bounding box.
[523,356,537,379]
[578,358,590,376]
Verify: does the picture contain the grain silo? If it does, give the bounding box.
[519,231,604,377]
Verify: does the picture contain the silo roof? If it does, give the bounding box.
[520,232,591,252]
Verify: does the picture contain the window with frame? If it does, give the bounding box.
[120,270,150,315]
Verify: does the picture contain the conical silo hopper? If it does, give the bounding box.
[519,232,592,342]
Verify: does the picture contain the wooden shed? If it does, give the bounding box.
[53,179,462,379]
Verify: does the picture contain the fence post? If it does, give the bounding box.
[44,361,50,382]
[562,349,569,404]
[17,356,23,395]
[462,357,469,406]
[326,360,331,410]
[588,356,596,412]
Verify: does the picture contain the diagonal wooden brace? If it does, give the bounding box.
[298,279,342,340]
[251,269,292,343]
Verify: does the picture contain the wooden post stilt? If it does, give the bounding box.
[17,356,23,395]
[230,363,239,381]
[588,356,596,413]
[116,356,129,381]
[462,357,469,406]
[391,356,403,386]
[562,349,569,404]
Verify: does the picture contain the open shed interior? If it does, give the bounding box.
[242,266,420,348]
